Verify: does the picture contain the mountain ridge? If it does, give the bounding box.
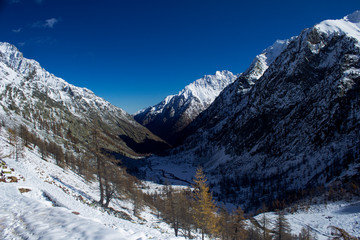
[0,42,169,157]
[139,11,360,210]
[134,70,238,145]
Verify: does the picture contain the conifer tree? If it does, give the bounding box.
[218,205,231,240]
[192,167,218,240]
[131,185,144,216]
[260,203,272,240]
[273,211,292,240]
[7,127,17,146]
[163,185,184,237]
[298,226,317,240]
[38,138,47,159]
[178,187,194,239]
[246,223,262,240]
[19,124,30,146]
[231,206,248,240]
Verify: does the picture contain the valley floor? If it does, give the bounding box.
[0,131,359,239]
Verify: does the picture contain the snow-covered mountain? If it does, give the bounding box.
[178,38,293,141]
[242,38,293,83]
[0,42,168,157]
[1,11,360,239]
[140,11,360,209]
[134,70,237,145]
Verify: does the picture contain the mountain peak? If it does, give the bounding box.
[134,70,238,145]
[314,10,360,42]
[345,10,360,24]
[182,70,237,101]
[0,42,24,65]
[0,42,19,52]
[242,38,292,83]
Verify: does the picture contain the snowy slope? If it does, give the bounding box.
[315,10,360,44]
[242,39,293,84]
[0,42,127,119]
[0,42,168,157]
[0,129,185,240]
[139,11,360,211]
[134,70,237,145]
[2,128,358,240]
[176,37,293,144]
[254,202,360,240]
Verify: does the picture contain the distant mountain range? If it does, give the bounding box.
[1,10,360,239]
[139,11,360,210]
[134,70,237,145]
[1,10,360,212]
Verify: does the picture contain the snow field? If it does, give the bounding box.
[0,131,186,240]
[253,201,360,240]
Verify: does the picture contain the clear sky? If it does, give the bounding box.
[0,0,359,113]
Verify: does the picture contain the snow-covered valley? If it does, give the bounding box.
[0,129,359,239]
[0,9,360,240]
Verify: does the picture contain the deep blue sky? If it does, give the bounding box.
[0,0,359,113]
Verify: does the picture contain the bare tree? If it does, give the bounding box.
[14,135,24,161]
[8,127,24,161]
[19,124,30,146]
[130,184,144,216]
[92,128,105,205]
[103,156,123,208]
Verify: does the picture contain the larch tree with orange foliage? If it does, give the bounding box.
[192,167,219,240]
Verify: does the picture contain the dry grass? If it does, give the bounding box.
[8,176,18,182]
[18,188,31,193]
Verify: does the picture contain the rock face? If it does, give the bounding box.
[0,42,169,157]
[180,38,293,141]
[143,11,360,209]
[134,70,237,145]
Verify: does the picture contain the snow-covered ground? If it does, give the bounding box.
[254,201,360,239]
[0,126,359,239]
[0,131,185,240]
[145,155,360,239]
[287,202,360,239]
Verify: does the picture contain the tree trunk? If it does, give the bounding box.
[104,193,111,208]
[174,225,178,237]
[97,156,104,205]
